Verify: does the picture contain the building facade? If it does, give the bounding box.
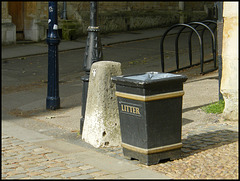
[2,1,214,44]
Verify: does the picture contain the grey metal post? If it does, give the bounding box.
[179,1,185,24]
[62,2,67,20]
[80,1,103,135]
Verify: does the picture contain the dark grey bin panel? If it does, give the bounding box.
[112,71,187,165]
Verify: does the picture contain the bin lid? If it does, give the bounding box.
[112,72,187,88]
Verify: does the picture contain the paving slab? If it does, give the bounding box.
[2,121,55,142]
[34,139,87,154]
[117,168,170,179]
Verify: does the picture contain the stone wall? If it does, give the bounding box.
[59,1,214,38]
[2,1,214,43]
[220,2,239,121]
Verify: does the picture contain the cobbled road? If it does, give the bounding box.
[2,135,107,179]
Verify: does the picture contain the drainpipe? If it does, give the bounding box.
[62,2,67,20]
[215,1,223,101]
[179,1,185,24]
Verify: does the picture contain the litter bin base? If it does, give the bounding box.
[123,147,181,166]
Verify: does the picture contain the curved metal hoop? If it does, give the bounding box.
[188,22,216,73]
[202,20,217,32]
[160,24,202,73]
[160,20,217,74]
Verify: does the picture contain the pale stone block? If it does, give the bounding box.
[221,57,238,90]
[222,17,238,61]
[2,19,12,23]
[223,2,239,18]
[1,23,16,44]
[220,1,239,121]
[31,29,39,42]
[24,30,32,40]
[221,89,238,121]
[82,61,122,148]
[1,2,12,22]
[6,31,15,42]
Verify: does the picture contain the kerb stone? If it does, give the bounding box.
[82,61,122,148]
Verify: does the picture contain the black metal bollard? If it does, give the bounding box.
[46,1,61,110]
[80,1,103,135]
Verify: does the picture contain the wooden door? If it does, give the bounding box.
[8,2,24,40]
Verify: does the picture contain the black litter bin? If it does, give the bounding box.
[112,72,187,165]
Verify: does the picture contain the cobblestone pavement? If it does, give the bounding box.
[1,134,108,179]
[149,141,238,179]
[100,109,239,179]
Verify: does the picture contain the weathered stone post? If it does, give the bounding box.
[80,1,103,135]
[82,61,122,148]
[220,2,238,121]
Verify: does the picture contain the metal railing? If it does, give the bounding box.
[160,20,217,74]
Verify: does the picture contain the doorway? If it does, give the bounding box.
[8,1,24,40]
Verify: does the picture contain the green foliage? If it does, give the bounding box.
[201,99,225,114]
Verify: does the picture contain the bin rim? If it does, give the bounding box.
[111,72,188,87]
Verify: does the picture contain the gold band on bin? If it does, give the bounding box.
[115,90,184,102]
[122,142,182,155]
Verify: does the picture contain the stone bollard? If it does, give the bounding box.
[82,61,122,148]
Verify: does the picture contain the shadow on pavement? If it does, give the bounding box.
[180,129,238,159]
